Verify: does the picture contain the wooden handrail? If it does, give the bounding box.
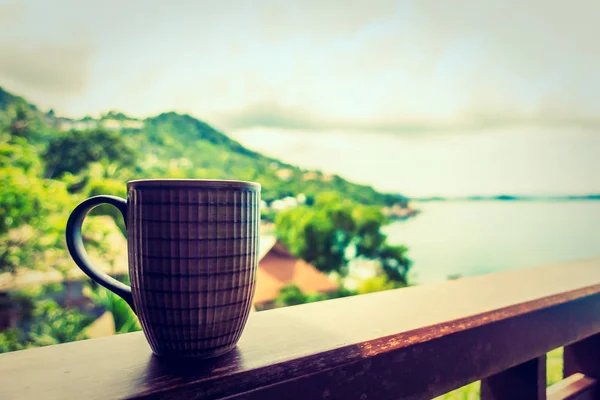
[547,373,597,400]
[1,258,600,399]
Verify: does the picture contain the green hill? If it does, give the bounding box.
[0,87,51,139]
[0,86,407,206]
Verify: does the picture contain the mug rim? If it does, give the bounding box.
[128,179,260,190]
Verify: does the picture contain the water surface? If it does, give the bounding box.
[384,201,600,284]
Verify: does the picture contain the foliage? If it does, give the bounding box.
[375,244,411,284]
[275,192,411,283]
[0,168,47,236]
[0,296,94,353]
[0,136,44,174]
[9,105,37,140]
[436,347,564,399]
[0,137,47,236]
[275,284,308,307]
[0,278,140,353]
[85,278,141,334]
[274,284,359,308]
[261,208,277,223]
[0,283,100,353]
[0,328,27,353]
[357,275,400,294]
[0,135,77,273]
[0,88,48,142]
[0,225,47,274]
[546,346,564,386]
[10,282,64,315]
[306,286,358,302]
[85,175,128,233]
[27,299,93,346]
[43,129,136,179]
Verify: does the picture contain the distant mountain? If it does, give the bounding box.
[411,194,600,202]
[0,86,407,206]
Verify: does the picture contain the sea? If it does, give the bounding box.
[231,125,600,284]
[384,200,600,284]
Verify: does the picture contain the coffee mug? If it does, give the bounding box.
[66,179,260,358]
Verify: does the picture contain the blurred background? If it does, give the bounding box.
[0,1,598,392]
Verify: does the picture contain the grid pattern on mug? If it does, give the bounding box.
[127,185,259,357]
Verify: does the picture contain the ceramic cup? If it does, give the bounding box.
[65,179,260,358]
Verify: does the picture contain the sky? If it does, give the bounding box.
[1,0,599,196]
[1,0,599,131]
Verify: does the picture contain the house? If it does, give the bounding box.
[254,236,339,310]
[275,168,294,181]
[270,195,304,211]
[302,171,319,181]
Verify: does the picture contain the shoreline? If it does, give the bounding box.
[382,203,421,221]
[410,194,600,202]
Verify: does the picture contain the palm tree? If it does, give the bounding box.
[86,279,140,334]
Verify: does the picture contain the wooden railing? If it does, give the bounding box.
[1,258,600,399]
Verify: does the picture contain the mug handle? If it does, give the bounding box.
[66,195,135,312]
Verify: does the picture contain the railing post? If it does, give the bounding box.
[480,356,546,400]
[564,333,600,381]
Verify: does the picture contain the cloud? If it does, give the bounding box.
[256,0,400,41]
[0,43,92,95]
[218,101,600,135]
[216,0,600,133]
[0,1,94,111]
[0,2,24,24]
[409,0,600,115]
[216,102,329,131]
[216,102,452,133]
[0,0,599,126]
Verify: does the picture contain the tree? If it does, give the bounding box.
[43,129,135,179]
[274,284,358,308]
[0,142,77,273]
[275,284,308,307]
[0,137,49,238]
[0,168,47,236]
[27,300,93,347]
[0,294,94,353]
[275,192,411,284]
[275,193,354,275]
[0,328,27,353]
[0,136,44,175]
[85,175,128,234]
[375,244,411,285]
[10,106,32,139]
[305,286,357,302]
[357,276,397,295]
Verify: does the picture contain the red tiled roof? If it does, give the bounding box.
[254,238,338,305]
